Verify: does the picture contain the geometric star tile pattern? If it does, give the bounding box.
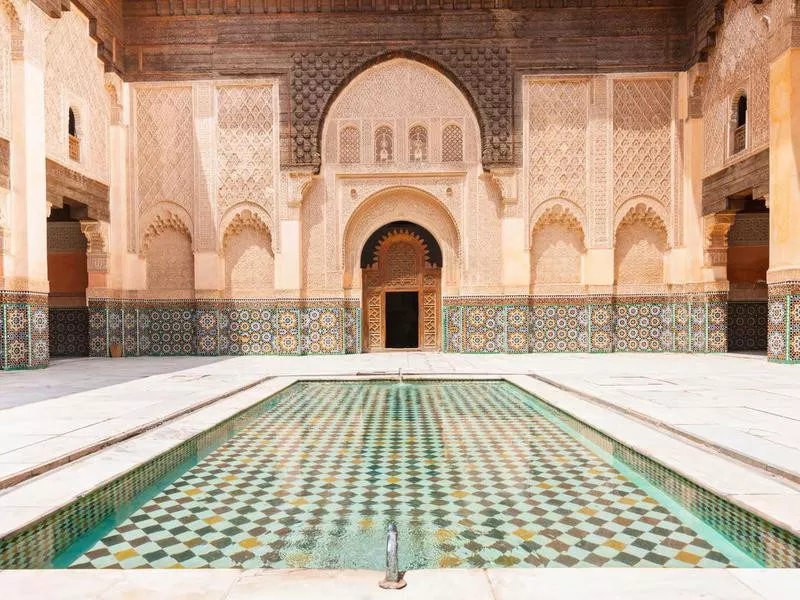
[68,381,753,569]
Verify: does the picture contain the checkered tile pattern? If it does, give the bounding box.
[69,381,750,570]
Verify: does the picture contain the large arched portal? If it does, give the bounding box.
[360,222,442,351]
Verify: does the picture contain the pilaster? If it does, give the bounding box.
[767,48,800,361]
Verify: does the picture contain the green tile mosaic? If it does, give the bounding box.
[2,381,798,570]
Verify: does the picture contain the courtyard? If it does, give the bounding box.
[0,353,798,598]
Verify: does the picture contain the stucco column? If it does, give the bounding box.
[487,169,528,293]
[277,172,312,295]
[767,48,800,361]
[8,23,47,292]
[1,10,49,369]
[105,76,127,293]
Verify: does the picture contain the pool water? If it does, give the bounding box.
[58,380,759,569]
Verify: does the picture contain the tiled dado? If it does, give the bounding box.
[87,299,362,357]
[0,291,49,370]
[49,308,90,357]
[728,302,768,352]
[443,294,728,354]
[768,281,800,363]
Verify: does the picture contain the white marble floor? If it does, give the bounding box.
[2,352,798,486]
[0,568,797,600]
[1,353,799,599]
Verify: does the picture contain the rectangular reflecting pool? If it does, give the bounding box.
[3,381,799,569]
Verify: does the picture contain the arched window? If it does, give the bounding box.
[68,107,80,161]
[442,124,463,162]
[339,125,360,164]
[731,93,747,156]
[408,125,428,162]
[374,126,394,163]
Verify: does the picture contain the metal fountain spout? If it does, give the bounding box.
[378,522,406,589]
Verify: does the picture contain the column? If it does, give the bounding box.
[767,48,800,362]
[2,8,48,369]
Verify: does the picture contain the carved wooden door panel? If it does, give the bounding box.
[361,229,441,351]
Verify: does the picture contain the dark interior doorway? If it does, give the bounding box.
[385,291,419,349]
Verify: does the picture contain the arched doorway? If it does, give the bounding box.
[361,222,442,351]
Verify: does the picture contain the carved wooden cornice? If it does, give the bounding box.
[45,159,110,222]
[701,148,769,216]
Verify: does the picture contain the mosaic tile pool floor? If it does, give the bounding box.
[60,381,759,569]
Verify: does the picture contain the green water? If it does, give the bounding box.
[55,380,760,569]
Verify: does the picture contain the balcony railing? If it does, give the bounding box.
[732,125,746,155]
[68,135,80,162]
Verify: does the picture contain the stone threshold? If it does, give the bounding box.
[0,568,796,599]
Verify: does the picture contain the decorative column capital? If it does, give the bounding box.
[703,212,736,267]
[487,167,519,205]
[79,219,109,273]
[287,171,315,208]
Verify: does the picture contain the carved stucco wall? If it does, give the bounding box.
[143,222,194,292]
[223,210,274,295]
[0,2,13,141]
[703,0,774,176]
[526,79,589,226]
[291,48,512,169]
[531,207,586,286]
[613,79,673,213]
[134,86,195,225]
[525,75,678,273]
[614,205,668,286]
[131,80,278,278]
[305,59,492,296]
[322,59,479,166]
[45,7,109,183]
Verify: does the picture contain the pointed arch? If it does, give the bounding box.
[614,201,668,286]
[221,208,274,296]
[530,202,586,286]
[140,207,194,292]
[342,186,460,291]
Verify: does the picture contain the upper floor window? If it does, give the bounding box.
[68,107,80,162]
[408,125,428,162]
[339,125,360,164]
[442,123,464,162]
[374,126,394,163]
[731,93,747,156]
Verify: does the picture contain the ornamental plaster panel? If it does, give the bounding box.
[46,221,85,253]
[588,76,613,248]
[526,79,589,219]
[729,212,769,246]
[134,86,194,220]
[44,9,109,183]
[614,203,668,285]
[531,205,586,286]
[222,212,274,296]
[612,78,673,212]
[291,49,511,168]
[216,84,276,218]
[324,59,480,168]
[338,176,465,236]
[144,228,194,292]
[703,0,772,176]
[0,1,18,139]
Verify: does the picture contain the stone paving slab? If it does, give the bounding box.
[2,352,799,495]
[0,360,272,489]
[0,568,797,599]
